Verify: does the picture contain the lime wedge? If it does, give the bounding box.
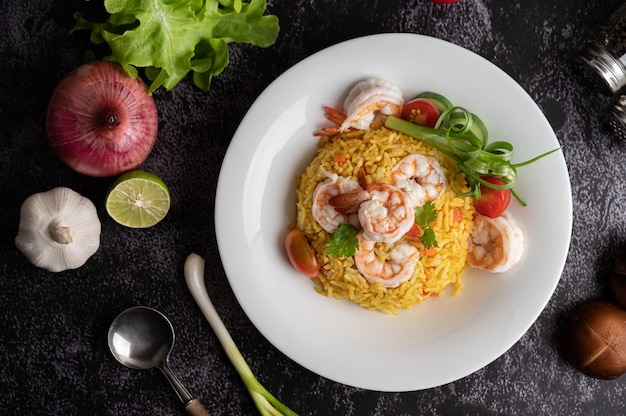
[105,170,171,228]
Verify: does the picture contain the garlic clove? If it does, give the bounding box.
[15,187,101,272]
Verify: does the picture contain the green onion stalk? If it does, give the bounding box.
[385,107,561,206]
[184,253,298,416]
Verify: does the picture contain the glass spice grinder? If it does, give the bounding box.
[609,95,626,142]
[577,2,626,94]
[577,3,626,141]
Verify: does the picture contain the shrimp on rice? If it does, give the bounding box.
[357,183,416,245]
[391,153,447,207]
[311,172,364,234]
[340,78,404,132]
[354,232,420,288]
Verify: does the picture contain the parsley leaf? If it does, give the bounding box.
[72,0,279,93]
[415,201,439,249]
[416,201,438,227]
[421,227,438,249]
[326,223,360,257]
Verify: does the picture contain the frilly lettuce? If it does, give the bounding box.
[72,0,279,93]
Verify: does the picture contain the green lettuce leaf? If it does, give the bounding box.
[72,0,279,93]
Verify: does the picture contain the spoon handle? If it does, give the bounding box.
[185,398,211,416]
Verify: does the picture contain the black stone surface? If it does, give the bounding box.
[2,0,626,415]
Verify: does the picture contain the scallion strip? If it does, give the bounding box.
[385,114,559,206]
[184,253,298,416]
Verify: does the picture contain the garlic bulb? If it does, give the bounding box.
[15,187,101,272]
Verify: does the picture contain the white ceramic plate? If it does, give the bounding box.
[215,33,572,392]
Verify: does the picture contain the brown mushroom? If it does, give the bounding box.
[560,301,626,379]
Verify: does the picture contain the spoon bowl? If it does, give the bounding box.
[108,306,210,416]
[108,306,174,370]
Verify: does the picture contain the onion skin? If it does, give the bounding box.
[46,61,158,177]
[560,301,626,379]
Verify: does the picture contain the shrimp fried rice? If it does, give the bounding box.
[296,127,475,314]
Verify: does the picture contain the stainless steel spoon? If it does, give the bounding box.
[108,306,210,416]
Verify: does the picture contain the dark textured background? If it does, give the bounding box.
[2,0,626,415]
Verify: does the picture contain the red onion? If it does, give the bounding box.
[46,61,158,177]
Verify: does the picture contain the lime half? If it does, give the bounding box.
[106,170,171,228]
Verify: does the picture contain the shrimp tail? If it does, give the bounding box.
[314,107,354,136]
[329,190,370,213]
[314,127,342,136]
[324,106,347,126]
[359,165,370,188]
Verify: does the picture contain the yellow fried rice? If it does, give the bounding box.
[295,127,475,314]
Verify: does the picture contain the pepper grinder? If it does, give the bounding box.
[577,3,626,94]
[610,95,626,142]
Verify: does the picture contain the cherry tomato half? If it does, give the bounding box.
[401,98,440,127]
[284,229,319,277]
[473,176,511,218]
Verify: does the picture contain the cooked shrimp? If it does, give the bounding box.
[467,212,524,273]
[358,183,416,245]
[354,232,420,288]
[340,78,404,131]
[312,172,364,233]
[391,154,447,207]
[328,189,370,214]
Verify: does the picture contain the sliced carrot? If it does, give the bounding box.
[423,246,437,257]
[333,154,347,163]
[453,208,464,223]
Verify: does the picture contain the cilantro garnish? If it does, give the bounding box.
[326,223,360,257]
[420,227,438,249]
[415,201,439,249]
[326,203,439,256]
